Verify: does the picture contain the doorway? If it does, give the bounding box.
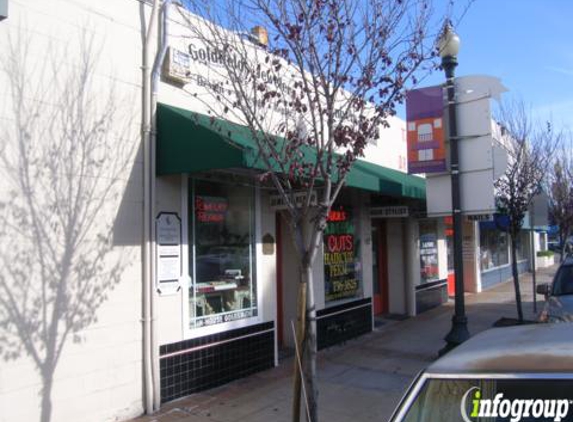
[275,213,298,352]
[372,220,389,315]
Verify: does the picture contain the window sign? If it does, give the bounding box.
[190,180,257,328]
[156,212,182,295]
[324,207,360,302]
[419,220,439,283]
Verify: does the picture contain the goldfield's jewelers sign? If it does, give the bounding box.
[163,7,384,147]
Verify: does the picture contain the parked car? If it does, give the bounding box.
[388,323,573,422]
[537,255,573,323]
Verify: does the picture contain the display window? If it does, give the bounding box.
[190,179,257,328]
[419,219,439,283]
[516,231,529,261]
[323,205,361,303]
[479,227,509,270]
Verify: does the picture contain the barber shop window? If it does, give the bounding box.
[190,179,257,328]
[323,204,362,303]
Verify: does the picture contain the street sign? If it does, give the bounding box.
[426,75,508,217]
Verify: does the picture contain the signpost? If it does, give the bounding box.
[423,75,508,217]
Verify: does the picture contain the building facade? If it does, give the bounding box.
[0,2,450,421]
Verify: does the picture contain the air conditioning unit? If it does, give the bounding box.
[163,47,192,85]
[0,0,8,21]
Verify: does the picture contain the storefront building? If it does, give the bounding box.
[0,2,452,421]
[154,102,430,402]
[446,213,548,294]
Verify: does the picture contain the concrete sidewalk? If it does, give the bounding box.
[131,265,557,422]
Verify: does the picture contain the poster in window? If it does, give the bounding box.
[419,220,439,283]
[324,207,360,302]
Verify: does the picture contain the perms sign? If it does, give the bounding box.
[324,208,359,302]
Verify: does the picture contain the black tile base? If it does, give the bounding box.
[159,321,274,403]
[415,280,448,314]
[317,298,372,350]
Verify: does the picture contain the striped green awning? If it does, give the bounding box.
[157,103,426,200]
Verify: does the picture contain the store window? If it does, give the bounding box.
[444,217,454,272]
[419,220,439,283]
[516,231,529,261]
[190,179,257,328]
[324,205,361,303]
[479,227,509,270]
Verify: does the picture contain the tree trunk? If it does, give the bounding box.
[291,262,318,422]
[41,368,54,422]
[511,236,524,322]
[292,280,307,422]
[302,263,318,422]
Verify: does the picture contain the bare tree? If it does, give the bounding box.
[494,100,560,322]
[173,1,445,420]
[0,29,133,422]
[548,136,573,261]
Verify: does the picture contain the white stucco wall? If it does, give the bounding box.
[0,1,146,421]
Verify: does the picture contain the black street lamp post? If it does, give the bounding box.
[439,23,470,354]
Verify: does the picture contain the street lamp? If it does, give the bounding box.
[438,22,470,354]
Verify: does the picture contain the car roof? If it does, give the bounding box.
[426,323,573,375]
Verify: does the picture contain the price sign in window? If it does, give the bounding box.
[419,220,439,283]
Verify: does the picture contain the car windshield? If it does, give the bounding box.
[552,265,573,296]
[398,378,573,422]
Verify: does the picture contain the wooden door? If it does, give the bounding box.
[372,220,389,315]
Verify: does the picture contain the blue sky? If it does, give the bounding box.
[404,0,573,132]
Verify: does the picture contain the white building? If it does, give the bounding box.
[0,2,449,421]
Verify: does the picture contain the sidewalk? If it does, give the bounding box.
[131,265,557,422]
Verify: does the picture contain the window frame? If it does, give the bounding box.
[182,176,263,340]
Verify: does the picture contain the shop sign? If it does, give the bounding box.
[419,220,439,283]
[269,191,317,211]
[194,309,255,328]
[406,86,446,174]
[156,212,182,295]
[466,214,492,222]
[324,207,359,302]
[370,206,409,218]
[195,195,228,223]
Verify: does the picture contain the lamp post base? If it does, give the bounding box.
[439,315,470,356]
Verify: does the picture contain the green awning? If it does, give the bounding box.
[157,103,426,200]
[351,160,426,200]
